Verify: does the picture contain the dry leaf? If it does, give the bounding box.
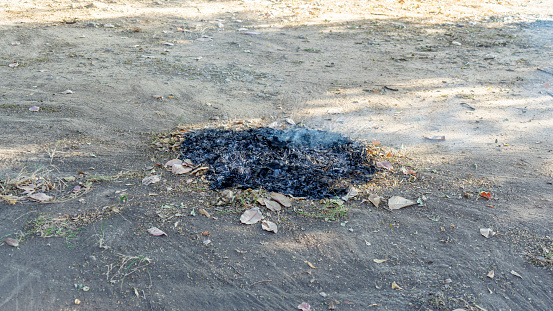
[373,259,387,264]
[305,261,317,269]
[4,238,19,247]
[376,161,393,170]
[480,191,493,200]
[261,220,278,233]
[510,270,522,278]
[388,196,416,210]
[198,208,210,218]
[142,175,161,185]
[480,228,495,238]
[487,270,495,279]
[28,192,53,203]
[368,194,381,208]
[164,159,182,169]
[240,207,263,225]
[297,302,312,311]
[391,281,402,290]
[424,136,445,141]
[202,231,210,236]
[172,164,192,175]
[147,227,167,236]
[71,185,81,194]
[270,192,291,207]
[342,186,359,201]
[264,199,282,212]
[17,184,36,194]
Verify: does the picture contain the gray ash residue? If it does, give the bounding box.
[179,127,375,198]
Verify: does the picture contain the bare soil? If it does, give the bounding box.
[1,0,553,310]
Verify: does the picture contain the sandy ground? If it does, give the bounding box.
[1,0,553,310]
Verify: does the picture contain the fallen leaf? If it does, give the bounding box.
[28,106,40,112]
[373,259,387,264]
[270,192,291,207]
[264,199,282,212]
[480,228,495,238]
[17,184,36,194]
[202,231,210,236]
[172,164,192,175]
[240,207,263,225]
[198,208,210,218]
[147,227,167,236]
[164,159,182,168]
[8,62,19,68]
[71,185,81,193]
[28,192,53,203]
[297,302,312,311]
[142,175,161,185]
[342,186,359,201]
[261,220,278,233]
[391,281,403,290]
[487,270,495,279]
[376,161,393,170]
[424,136,445,141]
[480,191,493,200]
[368,194,381,208]
[4,238,19,247]
[510,270,522,278]
[305,261,317,269]
[388,196,416,210]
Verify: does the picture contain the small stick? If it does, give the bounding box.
[537,68,553,76]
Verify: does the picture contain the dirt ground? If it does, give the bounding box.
[1,0,553,310]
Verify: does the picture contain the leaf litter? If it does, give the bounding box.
[388,196,416,210]
[240,207,263,225]
[147,227,167,236]
[261,220,278,233]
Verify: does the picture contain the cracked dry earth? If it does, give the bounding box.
[1,0,553,310]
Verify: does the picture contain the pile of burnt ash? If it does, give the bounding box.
[179,127,375,199]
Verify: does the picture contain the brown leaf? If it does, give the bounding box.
[297,302,312,311]
[261,220,278,233]
[388,196,416,210]
[147,227,167,236]
[164,159,182,169]
[373,259,387,264]
[376,161,393,170]
[198,208,210,218]
[368,194,381,208]
[264,199,282,212]
[342,186,359,201]
[424,136,445,141]
[391,281,403,290]
[172,164,192,175]
[142,175,161,185]
[240,207,263,225]
[28,192,53,203]
[487,270,495,279]
[4,238,19,247]
[270,192,291,207]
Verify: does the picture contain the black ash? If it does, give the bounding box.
[179,127,375,199]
